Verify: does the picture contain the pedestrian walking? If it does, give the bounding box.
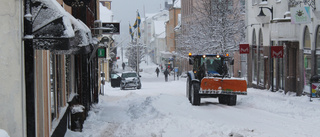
[122,62,125,70]
[164,68,170,82]
[155,67,160,77]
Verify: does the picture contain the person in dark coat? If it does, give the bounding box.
[155,67,160,77]
[164,68,170,82]
[122,62,125,70]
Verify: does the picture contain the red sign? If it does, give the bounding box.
[239,44,249,54]
[271,46,283,58]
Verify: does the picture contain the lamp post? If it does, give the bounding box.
[256,6,274,91]
[257,7,273,22]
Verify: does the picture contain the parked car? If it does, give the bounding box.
[120,71,142,90]
[110,73,121,88]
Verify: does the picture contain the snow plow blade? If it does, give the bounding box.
[200,78,247,95]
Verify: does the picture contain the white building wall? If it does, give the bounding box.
[0,0,25,137]
[143,10,169,64]
[246,0,320,92]
[247,0,320,47]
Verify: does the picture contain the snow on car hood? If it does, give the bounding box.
[124,77,137,81]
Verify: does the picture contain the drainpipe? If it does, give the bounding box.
[24,0,35,136]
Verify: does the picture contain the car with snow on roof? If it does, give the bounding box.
[120,71,142,90]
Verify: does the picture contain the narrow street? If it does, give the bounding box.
[66,63,320,137]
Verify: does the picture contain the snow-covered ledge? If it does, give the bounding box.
[0,129,10,137]
[259,1,268,6]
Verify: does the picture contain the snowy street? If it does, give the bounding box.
[66,62,320,137]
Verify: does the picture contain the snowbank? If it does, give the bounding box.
[0,129,9,137]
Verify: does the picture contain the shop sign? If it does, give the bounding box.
[316,50,320,55]
[291,7,311,24]
[239,44,249,54]
[304,49,311,54]
[97,47,106,58]
[271,46,283,58]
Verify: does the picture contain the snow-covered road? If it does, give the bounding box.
[66,63,320,137]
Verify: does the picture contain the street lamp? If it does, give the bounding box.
[256,7,273,23]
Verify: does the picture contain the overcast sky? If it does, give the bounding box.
[111,0,167,43]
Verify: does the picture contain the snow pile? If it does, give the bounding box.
[127,96,163,121]
[0,129,9,137]
[71,105,85,114]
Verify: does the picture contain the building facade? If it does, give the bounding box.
[0,0,102,137]
[143,10,169,65]
[166,0,181,53]
[0,1,25,137]
[246,0,320,95]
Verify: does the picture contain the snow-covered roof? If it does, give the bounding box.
[32,0,93,50]
[174,0,181,8]
[160,51,173,57]
[32,0,75,37]
[145,13,159,19]
[154,21,166,38]
[99,2,113,22]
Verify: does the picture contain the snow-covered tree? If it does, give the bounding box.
[177,0,245,56]
[125,41,146,71]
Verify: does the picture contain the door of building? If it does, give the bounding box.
[285,42,299,93]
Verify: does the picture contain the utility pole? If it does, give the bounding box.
[136,40,140,75]
[106,42,110,82]
[121,43,123,64]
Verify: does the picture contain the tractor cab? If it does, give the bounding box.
[189,54,230,81]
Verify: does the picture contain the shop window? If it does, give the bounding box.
[258,29,264,85]
[270,41,285,91]
[279,57,284,89]
[66,55,72,100]
[304,55,312,84]
[50,54,56,121]
[279,42,285,90]
[316,26,320,74]
[252,29,257,82]
[317,56,320,74]
[304,26,311,92]
[50,54,64,121]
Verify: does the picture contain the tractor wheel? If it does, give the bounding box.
[226,95,237,106]
[186,77,191,102]
[190,82,201,105]
[218,95,228,104]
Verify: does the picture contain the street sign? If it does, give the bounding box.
[271,46,283,58]
[239,44,249,54]
[101,22,120,34]
[97,47,106,58]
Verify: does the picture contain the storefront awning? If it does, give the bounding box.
[32,0,93,53]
